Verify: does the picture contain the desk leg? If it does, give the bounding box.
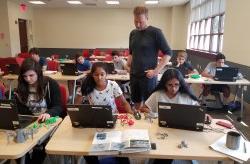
[72,80,77,104]
[240,85,244,120]
[8,80,12,100]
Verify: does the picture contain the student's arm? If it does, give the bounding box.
[42,65,47,72]
[45,79,63,118]
[126,54,132,73]
[117,95,133,114]
[74,94,84,104]
[146,55,171,78]
[201,63,214,78]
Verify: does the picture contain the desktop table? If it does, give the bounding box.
[107,73,250,119]
[0,118,62,164]
[2,72,86,104]
[45,116,231,163]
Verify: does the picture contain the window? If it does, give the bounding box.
[188,0,226,53]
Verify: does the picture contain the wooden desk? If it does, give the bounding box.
[46,116,230,162]
[0,119,62,164]
[89,55,106,61]
[2,72,86,104]
[108,73,250,119]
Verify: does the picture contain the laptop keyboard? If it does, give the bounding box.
[18,115,37,128]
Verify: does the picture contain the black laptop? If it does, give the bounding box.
[0,100,37,130]
[60,63,82,76]
[6,64,20,75]
[67,104,117,128]
[158,102,205,131]
[105,63,116,74]
[214,67,239,82]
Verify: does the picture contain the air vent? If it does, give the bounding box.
[84,3,97,6]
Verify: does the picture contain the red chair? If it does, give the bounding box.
[124,49,129,56]
[115,97,127,113]
[93,49,101,56]
[105,49,112,55]
[59,84,68,118]
[0,57,24,75]
[104,54,112,61]
[82,49,90,58]
[51,54,59,60]
[18,52,31,58]
[47,60,59,71]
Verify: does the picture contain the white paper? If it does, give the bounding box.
[210,135,250,163]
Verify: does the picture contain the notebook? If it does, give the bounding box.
[67,104,117,128]
[0,100,37,130]
[60,63,82,76]
[214,67,239,82]
[158,102,205,131]
[6,64,20,75]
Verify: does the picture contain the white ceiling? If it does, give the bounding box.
[18,0,189,8]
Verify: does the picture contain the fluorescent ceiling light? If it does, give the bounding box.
[67,1,82,5]
[145,0,159,5]
[29,1,46,4]
[106,1,119,5]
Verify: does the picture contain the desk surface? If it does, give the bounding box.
[107,73,250,85]
[0,119,61,159]
[46,116,230,161]
[3,72,86,81]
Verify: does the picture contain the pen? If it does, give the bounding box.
[244,142,247,153]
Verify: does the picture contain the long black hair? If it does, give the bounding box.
[81,62,108,96]
[17,58,44,103]
[154,68,198,101]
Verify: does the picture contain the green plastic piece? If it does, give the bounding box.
[190,74,201,79]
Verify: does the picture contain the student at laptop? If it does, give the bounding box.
[29,47,47,71]
[112,50,129,74]
[201,53,230,105]
[172,50,197,77]
[75,62,133,114]
[68,53,92,102]
[15,58,62,122]
[141,68,199,114]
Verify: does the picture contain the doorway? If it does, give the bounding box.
[18,18,28,53]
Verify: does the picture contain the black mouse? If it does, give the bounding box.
[133,111,141,120]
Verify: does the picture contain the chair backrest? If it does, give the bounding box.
[82,49,90,58]
[104,54,113,61]
[59,84,68,118]
[115,97,127,113]
[93,49,101,56]
[0,57,24,75]
[18,52,32,58]
[47,60,59,71]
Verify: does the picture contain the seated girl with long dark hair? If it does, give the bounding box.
[16,58,62,122]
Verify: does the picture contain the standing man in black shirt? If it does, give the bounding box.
[127,6,172,111]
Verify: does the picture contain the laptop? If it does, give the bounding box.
[0,100,37,130]
[6,64,20,75]
[67,104,117,128]
[60,63,82,76]
[226,115,250,141]
[214,67,239,82]
[158,102,205,131]
[105,63,116,74]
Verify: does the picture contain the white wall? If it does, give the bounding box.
[7,0,34,56]
[223,0,250,66]
[33,8,173,49]
[170,5,187,50]
[0,0,11,57]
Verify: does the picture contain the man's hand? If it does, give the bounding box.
[145,69,157,79]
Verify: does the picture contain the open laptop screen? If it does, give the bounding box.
[158,102,205,131]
